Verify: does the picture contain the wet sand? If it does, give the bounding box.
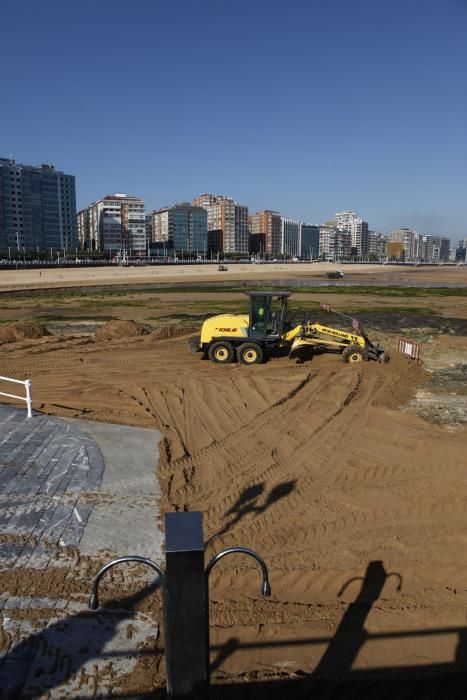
[0,261,466,291]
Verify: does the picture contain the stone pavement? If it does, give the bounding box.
[0,404,164,698]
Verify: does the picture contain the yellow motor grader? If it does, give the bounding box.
[189,291,388,365]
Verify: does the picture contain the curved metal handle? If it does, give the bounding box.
[205,546,271,597]
[89,555,165,610]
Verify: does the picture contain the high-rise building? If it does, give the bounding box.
[248,210,282,256]
[300,224,320,259]
[193,193,248,254]
[455,237,467,262]
[281,218,301,257]
[421,235,434,262]
[431,236,450,262]
[152,208,170,243]
[319,226,351,260]
[334,210,369,256]
[77,193,146,253]
[334,211,357,231]
[145,214,153,244]
[0,157,77,251]
[368,231,388,259]
[152,205,207,253]
[171,204,208,252]
[390,227,417,260]
[387,241,404,259]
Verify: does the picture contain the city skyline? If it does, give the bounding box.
[0,155,459,259]
[1,0,466,237]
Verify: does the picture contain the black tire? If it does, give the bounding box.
[188,335,201,354]
[208,341,235,364]
[343,344,368,364]
[237,342,263,365]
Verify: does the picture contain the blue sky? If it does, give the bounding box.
[1,0,466,237]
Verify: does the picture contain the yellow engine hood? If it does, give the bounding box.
[200,314,249,343]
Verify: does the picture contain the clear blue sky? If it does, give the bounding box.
[1,0,466,237]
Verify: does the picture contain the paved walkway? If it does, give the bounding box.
[0,404,164,698]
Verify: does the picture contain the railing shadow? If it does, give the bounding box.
[0,579,163,699]
[207,480,296,545]
[5,559,467,698]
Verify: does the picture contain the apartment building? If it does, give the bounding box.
[334,210,369,256]
[248,210,282,256]
[368,231,388,259]
[300,224,320,259]
[390,227,417,260]
[281,218,301,257]
[431,236,450,262]
[145,214,153,243]
[77,193,146,253]
[319,226,351,260]
[193,193,248,254]
[152,208,169,243]
[0,157,77,250]
[151,205,207,252]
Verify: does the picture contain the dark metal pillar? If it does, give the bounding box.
[164,511,207,699]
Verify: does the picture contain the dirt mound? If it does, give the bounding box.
[95,319,149,340]
[0,319,50,343]
[371,351,429,408]
[149,325,199,339]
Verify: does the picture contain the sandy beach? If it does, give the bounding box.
[0,264,466,695]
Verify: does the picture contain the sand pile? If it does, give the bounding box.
[95,319,149,340]
[0,319,50,343]
[149,325,199,339]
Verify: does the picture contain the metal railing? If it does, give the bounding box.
[0,376,32,418]
[398,338,421,362]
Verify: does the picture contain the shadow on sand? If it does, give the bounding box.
[4,560,467,698]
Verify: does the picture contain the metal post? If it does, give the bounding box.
[25,379,32,418]
[164,511,207,699]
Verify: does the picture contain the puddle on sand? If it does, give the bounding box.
[415,357,467,426]
[44,320,107,336]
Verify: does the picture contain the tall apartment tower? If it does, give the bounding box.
[77,193,146,253]
[152,208,170,244]
[192,193,248,254]
[390,227,418,260]
[334,210,369,256]
[300,224,320,259]
[152,205,207,252]
[368,231,388,259]
[248,210,282,256]
[0,157,77,250]
[319,226,351,260]
[281,218,301,257]
[431,236,450,262]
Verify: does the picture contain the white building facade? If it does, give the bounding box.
[334,210,369,256]
[78,193,146,253]
[152,208,170,243]
[319,226,351,260]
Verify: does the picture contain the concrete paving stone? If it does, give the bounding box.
[3,596,32,610]
[0,542,25,561]
[0,405,164,695]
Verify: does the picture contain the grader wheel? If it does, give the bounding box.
[237,342,263,365]
[343,344,368,364]
[209,341,235,364]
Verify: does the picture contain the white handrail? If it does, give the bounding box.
[0,376,32,418]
